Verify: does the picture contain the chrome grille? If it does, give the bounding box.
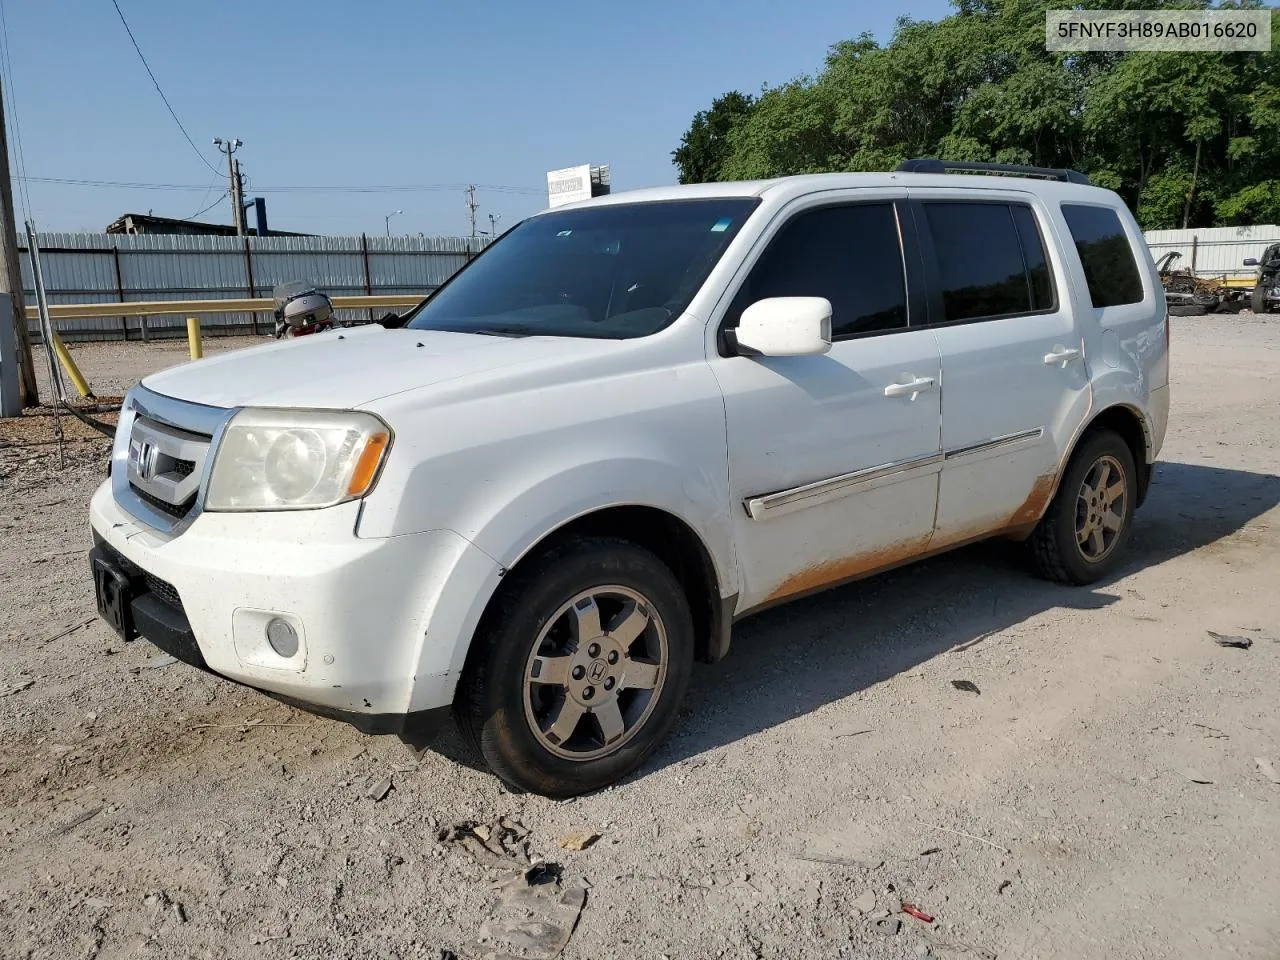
[112,386,234,536]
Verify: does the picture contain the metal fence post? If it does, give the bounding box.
[361,233,374,323]
[112,245,128,341]
[244,237,259,335]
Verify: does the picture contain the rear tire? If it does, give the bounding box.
[455,536,694,797]
[1029,430,1138,585]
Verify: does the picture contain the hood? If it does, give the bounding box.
[142,325,608,409]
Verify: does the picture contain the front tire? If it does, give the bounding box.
[455,536,694,797]
[1252,285,1267,314]
[1029,430,1138,585]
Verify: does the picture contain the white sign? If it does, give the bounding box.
[547,164,593,209]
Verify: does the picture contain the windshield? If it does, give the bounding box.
[406,198,759,339]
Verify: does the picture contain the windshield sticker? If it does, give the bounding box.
[710,218,732,233]
[556,230,573,237]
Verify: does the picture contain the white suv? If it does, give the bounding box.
[89,160,1169,797]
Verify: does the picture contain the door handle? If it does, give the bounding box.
[884,376,936,399]
[1044,346,1082,366]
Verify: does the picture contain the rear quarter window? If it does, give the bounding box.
[1061,204,1144,308]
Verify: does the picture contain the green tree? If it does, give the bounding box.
[672,0,1280,229]
[671,91,756,184]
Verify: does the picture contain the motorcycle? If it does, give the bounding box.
[272,280,337,339]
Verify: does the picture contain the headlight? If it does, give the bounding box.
[205,409,391,511]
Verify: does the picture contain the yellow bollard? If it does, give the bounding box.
[50,330,94,399]
[186,317,203,360]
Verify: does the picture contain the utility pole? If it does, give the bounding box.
[488,213,501,238]
[0,72,37,409]
[213,137,244,236]
[232,159,246,236]
[466,185,478,240]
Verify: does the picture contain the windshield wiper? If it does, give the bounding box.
[463,327,534,338]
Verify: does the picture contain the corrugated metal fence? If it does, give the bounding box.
[17,225,1279,343]
[18,232,491,342]
[1144,225,1280,278]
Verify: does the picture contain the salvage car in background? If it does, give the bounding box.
[1245,243,1280,314]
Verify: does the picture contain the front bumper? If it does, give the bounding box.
[89,480,502,732]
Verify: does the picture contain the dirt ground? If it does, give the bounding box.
[2,317,1279,960]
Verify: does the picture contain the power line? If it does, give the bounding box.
[0,0,33,220]
[181,186,226,221]
[15,175,545,196]
[107,0,219,176]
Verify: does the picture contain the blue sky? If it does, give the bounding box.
[4,0,954,236]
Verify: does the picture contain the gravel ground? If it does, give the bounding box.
[2,316,1279,960]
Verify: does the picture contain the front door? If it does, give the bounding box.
[910,194,1090,545]
[712,194,943,610]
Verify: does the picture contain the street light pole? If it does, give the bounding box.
[212,138,245,236]
[385,209,403,236]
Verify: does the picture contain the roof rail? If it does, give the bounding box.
[895,158,1092,186]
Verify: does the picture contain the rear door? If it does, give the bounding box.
[910,192,1090,545]
[711,192,943,609]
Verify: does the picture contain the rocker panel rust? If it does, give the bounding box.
[758,472,1060,606]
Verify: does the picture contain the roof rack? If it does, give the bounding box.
[895,158,1092,186]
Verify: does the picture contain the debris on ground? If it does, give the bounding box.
[440,818,534,872]
[795,851,880,869]
[1192,722,1230,739]
[139,654,178,669]
[38,616,97,645]
[471,879,588,960]
[47,805,104,839]
[559,830,601,851]
[1255,758,1280,785]
[1208,630,1253,649]
[833,728,874,739]
[951,680,981,694]
[440,819,588,959]
[367,776,394,802]
[919,846,942,857]
[902,904,935,924]
[1,678,35,697]
[921,822,1011,854]
[1180,770,1214,784]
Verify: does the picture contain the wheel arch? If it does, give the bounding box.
[1012,402,1156,539]
[483,504,733,666]
[1080,403,1153,506]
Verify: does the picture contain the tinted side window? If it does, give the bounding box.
[727,203,907,339]
[924,202,1032,322]
[1011,205,1055,311]
[1061,204,1144,308]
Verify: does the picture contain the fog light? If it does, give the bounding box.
[265,617,299,658]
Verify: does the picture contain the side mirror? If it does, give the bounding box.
[1244,258,1259,266]
[732,297,832,357]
